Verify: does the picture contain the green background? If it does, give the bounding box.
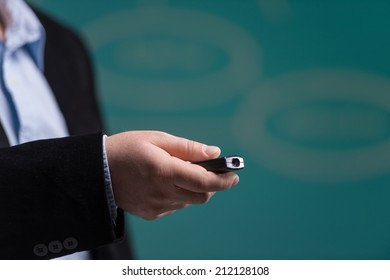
[28,0,390,259]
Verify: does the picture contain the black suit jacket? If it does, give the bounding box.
[0,9,133,259]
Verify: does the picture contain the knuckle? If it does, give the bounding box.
[143,209,160,221]
[137,207,158,221]
[197,175,209,190]
[150,164,171,185]
[140,200,166,221]
[185,140,196,155]
[197,192,211,204]
[218,174,232,189]
[198,174,222,191]
[177,203,188,210]
[143,214,157,221]
[151,158,173,181]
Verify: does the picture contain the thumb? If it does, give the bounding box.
[153,132,221,162]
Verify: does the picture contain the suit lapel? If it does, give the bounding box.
[0,123,10,148]
[36,9,104,135]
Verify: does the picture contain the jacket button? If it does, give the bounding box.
[63,237,78,250]
[33,244,48,257]
[48,240,63,254]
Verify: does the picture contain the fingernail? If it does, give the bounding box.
[203,145,220,156]
[232,175,240,186]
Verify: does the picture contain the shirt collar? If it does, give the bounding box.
[2,0,45,70]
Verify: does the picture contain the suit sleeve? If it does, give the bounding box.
[0,132,124,259]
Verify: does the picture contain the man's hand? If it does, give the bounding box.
[106,131,239,220]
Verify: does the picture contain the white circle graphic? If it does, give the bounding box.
[84,6,261,111]
[234,69,390,182]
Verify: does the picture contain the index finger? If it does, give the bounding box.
[169,157,239,192]
[150,132,221,162]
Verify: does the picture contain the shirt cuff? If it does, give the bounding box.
[102,135,118,221]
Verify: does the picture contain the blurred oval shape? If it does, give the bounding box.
[234,69,390,182]
[98,37,229,79]
[84,7,261,111]
[267,100,390,150]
